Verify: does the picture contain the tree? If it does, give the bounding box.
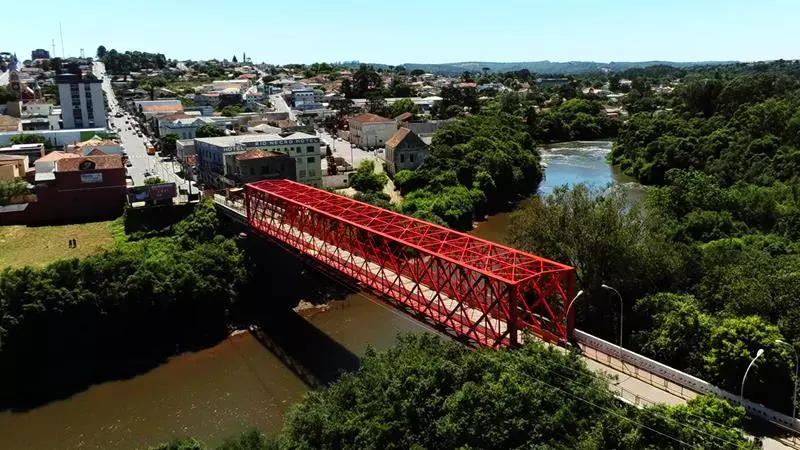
[391,98,419,117]
[96,45,107,59]
[0,200,245,404]
[0,86,20,103]
[144,176,166,185]
[352,64,381,97]
[507,184,687,339]
[366,95,390,117]
[196,124,226,138]
[159,133,180,156]
[10,134,46,145]
[0,179,31,205]
[220,105,243,117]
[280,334,756,449]
[349,160,387,194]
[232,55,238,63]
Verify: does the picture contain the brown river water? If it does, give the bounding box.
[0,141,641,450]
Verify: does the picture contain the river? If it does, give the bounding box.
[0,141,637,450]
[472,141,644,242]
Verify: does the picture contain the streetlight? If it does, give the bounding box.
[776,340,798,419]
[601,284,624,362]
[741,348,765,399]
[564,289,585,322]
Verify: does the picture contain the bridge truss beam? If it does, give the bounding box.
[245,180,575,347]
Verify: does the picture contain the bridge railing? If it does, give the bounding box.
[575,329,800,433]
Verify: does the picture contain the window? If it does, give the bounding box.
[299,169,306,178]
[307,156,315,163]
[309,168,316,177]
[400,154,405,163]
[306,146,314,153]
[250,167,255,175]
[410,153,415,163]
[261,166,269,174]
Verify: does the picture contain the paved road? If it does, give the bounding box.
[93,62,196,197]
[269,93,295,121]
[318,129,375,168]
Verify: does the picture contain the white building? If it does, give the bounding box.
[194,133,322,187]
[347,113,397,148]
[57,74,107,129]
[157,115,230,140]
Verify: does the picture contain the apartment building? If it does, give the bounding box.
[57,74,107,129]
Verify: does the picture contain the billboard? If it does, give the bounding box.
[127,183,177,203]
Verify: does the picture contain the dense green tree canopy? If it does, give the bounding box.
[160,133,180,156]
[196,124,226,138]
[394,113,543,229]
[0,200,245,403]
[9,133,45,145]
[349,160,387,194]
[280,334,756,449]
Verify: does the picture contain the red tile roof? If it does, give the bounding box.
[141,104,184,113]
[56,155,123,172]
[349,113,392,123]
[235,149,284,161]
[86,148,108,156]
[38,151,81,162]
[385,128,410,148]
[394,112,415,122]
[386,127,426,150]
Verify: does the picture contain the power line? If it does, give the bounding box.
[296,255,749,448]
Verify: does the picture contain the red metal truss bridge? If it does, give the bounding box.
[245,179,576,348]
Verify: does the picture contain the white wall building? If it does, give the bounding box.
[348,113,397,148]
[57,74,107,129]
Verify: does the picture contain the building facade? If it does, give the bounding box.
[195,133,322,188]
[28,154,126,222]
[232,150,296,184]
[57,74,107,129]
[385,128,428,175]
[348,113,397,148]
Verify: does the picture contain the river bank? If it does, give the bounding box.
[0,141,638,450]
[472,141,644,241]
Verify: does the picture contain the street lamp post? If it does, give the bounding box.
[741,348,765,399]
[564,290,584,343]
[564,289,585,324]
[776,340,798,419]
[601,284,624,363]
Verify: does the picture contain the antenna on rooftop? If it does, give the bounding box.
[80,48,85,59]
[51,39,56,58]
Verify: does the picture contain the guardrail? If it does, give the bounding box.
[575,329,800,433]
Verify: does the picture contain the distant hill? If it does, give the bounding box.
[341,60,737,75]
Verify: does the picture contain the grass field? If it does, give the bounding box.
[0,220,118,268]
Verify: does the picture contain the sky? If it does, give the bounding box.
[3,0,798,65]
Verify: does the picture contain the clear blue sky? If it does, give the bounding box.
[4,0,797,64]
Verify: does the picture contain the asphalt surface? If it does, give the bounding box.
[93,62,196,198]
[269,93,295,121]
